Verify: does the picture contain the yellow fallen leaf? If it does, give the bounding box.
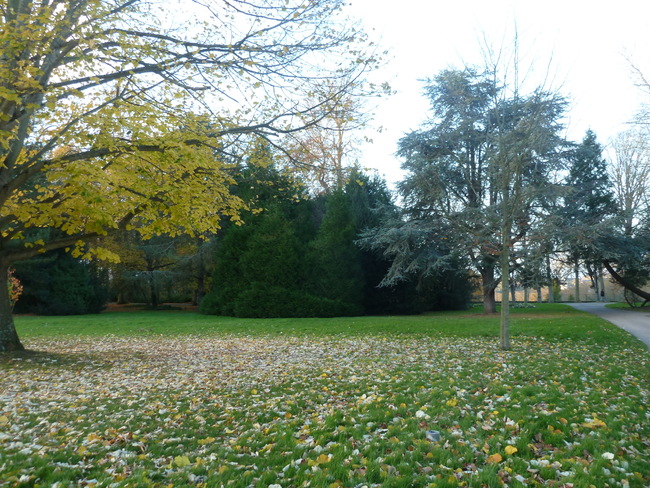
[486,453,503,463]
[505,445,518,455]
[582,418,607,429]
[0,415,8,425]
[316,453,331,464]
[76,446,87,455]
[198,437,215,446]
[218,465,228,474]
[174,455,191,467]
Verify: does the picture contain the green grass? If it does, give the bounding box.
[1,304,649,488]
[13,303,625,344]
[606,302,649,312]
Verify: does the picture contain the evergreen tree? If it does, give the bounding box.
[562,130,616,301]
[13,249,108,315]
[308,190,364,314]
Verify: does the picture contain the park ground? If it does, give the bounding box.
[0,304,649,488]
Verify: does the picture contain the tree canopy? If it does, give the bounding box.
[0,0,380,351]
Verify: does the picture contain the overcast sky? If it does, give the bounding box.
[346,0,650,185]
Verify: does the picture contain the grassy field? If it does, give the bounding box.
[606,302,649,312]
[1,305,649,487]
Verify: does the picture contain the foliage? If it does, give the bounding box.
[393,64,569,349]
[3,306,649,487]
[0,0,379,350]
[13,250,108,315]
[308,190,365,313]
[7,268,22,310]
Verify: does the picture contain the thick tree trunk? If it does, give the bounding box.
[480,267,497,314]
[604,261,650,301]
[0,263,24,352]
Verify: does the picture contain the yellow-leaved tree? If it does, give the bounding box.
[0,0,379,351]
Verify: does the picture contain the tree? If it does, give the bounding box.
[561,130,616,302]
[396,66,567,342]
[283,80,387,194]
[600,130,650,303]
[0,0,378,351]
[308,189,364,313]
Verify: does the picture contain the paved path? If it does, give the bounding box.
[567,302,650,349]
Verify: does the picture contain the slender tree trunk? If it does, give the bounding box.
[194,246,205,306]
[0,262,24,352]
[546,254,554,303]
[500,220,511,351]
[574,259,581,303]
[536,286,542,303]
[599,269,606,302]
[500,250,511,351]
[148,270,159,308]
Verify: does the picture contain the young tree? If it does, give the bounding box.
[0,0,377,351]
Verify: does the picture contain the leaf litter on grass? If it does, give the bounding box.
[0,335,648,487]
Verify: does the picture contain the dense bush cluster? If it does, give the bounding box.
[199,167,473,317]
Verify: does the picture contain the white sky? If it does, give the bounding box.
[347,0,650,185]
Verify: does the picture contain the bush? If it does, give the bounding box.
[14,250,108,315]
[234,284,362,318]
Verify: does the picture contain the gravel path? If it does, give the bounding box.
[567,302,650,350]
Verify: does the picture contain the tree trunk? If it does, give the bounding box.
[604,261,650,301]
[0,262,24,352]
[500,210,511,351]
[480,267,497,313]
[500,249,511,351]
[599,269,606,302]
[148,270,159,308]
[536,286,542,303]
[574,259,581,303]
[194,247,205,306]
[546,254,554,303]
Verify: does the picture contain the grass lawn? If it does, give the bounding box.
[1,304,648,487]
[606,302,649,312]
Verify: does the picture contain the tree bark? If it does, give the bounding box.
[603,261,650,301]
[0,262,24,352]
[546,254,554,303]
[574,259,581,302]
[480,267,497,313]
[500,247,511,351]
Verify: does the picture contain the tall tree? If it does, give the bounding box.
[562,130,616,302]
[600,130,650,303]
[397,66,567,345]
[0,0,378,351]
[398,68,501,314]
